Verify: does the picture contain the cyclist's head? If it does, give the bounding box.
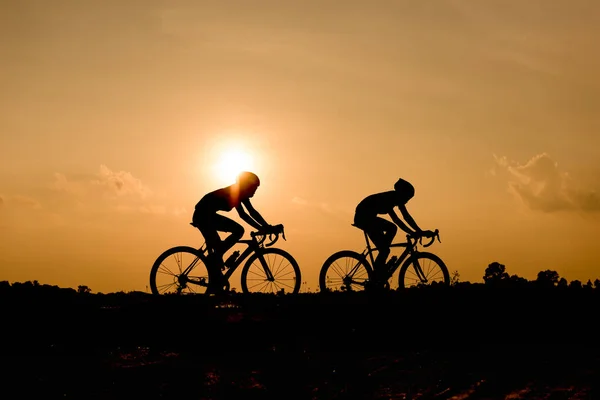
[236,171,260,195]
[394,178,414,203]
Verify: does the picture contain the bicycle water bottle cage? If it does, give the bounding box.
[225,250,240,269]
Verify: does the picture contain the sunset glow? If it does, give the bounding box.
[2,1,600,294]
[212,147,255,186]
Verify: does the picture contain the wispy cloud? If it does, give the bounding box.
[493,153,600,213]
[11,195,42,209]
[291,196,308,206]
[50,164,183,217]
[0,194,60,228]
[52,172,86,196]
[93,164,152,199]
[0,194,42,210]
[53,165,151,200]
[290,196,352,222]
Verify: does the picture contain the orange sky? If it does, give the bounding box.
[2,1,600,293]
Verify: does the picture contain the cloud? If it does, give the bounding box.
[0,194,54,228]
[493,153,600,213]
[139,205,166,215]
[172,207,187,217]
[115,205,188,217]
[0,194,43,210]
[291,196,308,206]
[52,165,152,200]
[93,164,152,199]
[11,195,42,209]
[49,165,185,217]
[52,173,86,196]
[290,196,352,224]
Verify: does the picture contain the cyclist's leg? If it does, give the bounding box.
[363,217,397,272]
[208,215,244,292]
[194,213,228,287]
[211,213,245,255]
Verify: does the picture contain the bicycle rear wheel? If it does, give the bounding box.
[319,250,373,292]
[240,248,301,294]
[398,252,449,289]
[149,246,210,295]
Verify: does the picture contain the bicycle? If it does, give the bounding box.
[319,225,449,292]
[149,224,301,295]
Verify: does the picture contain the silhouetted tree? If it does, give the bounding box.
[569,280,582,289]
[557,277,568,288]
[536,270,560,288]
[483,262,509,284]
[594,279,600,289]
[584,280,593,290]
[77,285,91,294]
[508,274,528,286]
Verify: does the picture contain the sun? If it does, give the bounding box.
[213,148,255,185]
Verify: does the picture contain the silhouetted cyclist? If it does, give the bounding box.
[353,178,435,281]
[191,171,276,289]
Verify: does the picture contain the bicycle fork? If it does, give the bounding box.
[256,251,276,281]
[411,254,428,283]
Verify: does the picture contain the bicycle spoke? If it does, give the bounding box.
[246,276,296,290]
[330,262,347,279]
[158,263,177,276]
[241,249,301,294]
[173,252,180,274]
[150,247,210,295]
[245,279,275,293]
[268,254,285,276]
[156,281,178,294]
[320,251,371,292]
[399,253,449,288]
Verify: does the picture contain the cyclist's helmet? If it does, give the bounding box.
[236,171,260,189]
[394,178,414,202]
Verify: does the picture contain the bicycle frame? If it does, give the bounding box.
[218,236,276,281]
[181,232,276,284]
[358,230,428,282]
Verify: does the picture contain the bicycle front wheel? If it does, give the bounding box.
[319,250,373,293]
[149,246,210,295]
[398,252,449,289]
[240,248,301,294]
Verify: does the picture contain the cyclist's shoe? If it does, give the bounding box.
[207,273,228,294]
[365,267,391,292]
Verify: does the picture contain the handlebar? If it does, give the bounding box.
[250,223,286,247]
[408,229,441,248]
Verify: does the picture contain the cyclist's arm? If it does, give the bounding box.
[235,203,263,230]
[396,204,424,233]
[237,199,269,230]
[388,209,415,235]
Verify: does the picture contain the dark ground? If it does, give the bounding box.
[2,285,600,399]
